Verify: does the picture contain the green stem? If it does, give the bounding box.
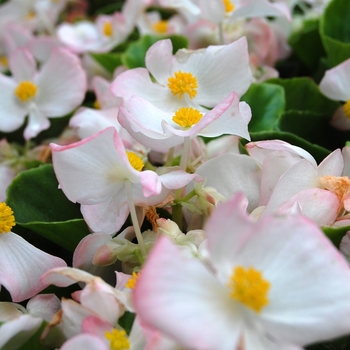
[124,180,147,258]
[165,147,175,167]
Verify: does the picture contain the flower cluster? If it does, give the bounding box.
[1,0,350,349]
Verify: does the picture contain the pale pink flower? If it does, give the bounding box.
[0,47,87,140]
[134,193,350,349]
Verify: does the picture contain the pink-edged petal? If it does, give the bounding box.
[134,235,243,350]
[198,100,251,140]
[61,334,108,350]
[9,48,36,82]
[317,148,344,176]
[277,188,339,226]
[145,39,173,85]
[35,47,87,117]
[319,58,350,101]
[232,214,350,345]
[80,280,122,325]
[0,232,66,302]
[0,75,27,132]
[262,159,319,216]
[159,170,200,190]
[73,233,118,284]
[329,105,350,131]
[0,314,42,350]
[139,170,162,197]
[246,140,317,167]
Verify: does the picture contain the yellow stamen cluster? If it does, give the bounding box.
[103,21,113,37]
[223,0,235,13]
[343,100,350,119]
[228,266,270,313]
[167,71,198,99]
[172,107,203,128]
[152,20,168,34]
[125,271,140,289]
[26,10,36,20]
[0,55,8,68]
[126,151,144,172]
[93,99,101,109]
[105,329,130,350]
[0,202,16,234]
[15,81,37,103]
[320,175,350,207]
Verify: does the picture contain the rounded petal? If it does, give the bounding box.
[35,47,87,117]
[0,232,66,302]
[134,236,243,350]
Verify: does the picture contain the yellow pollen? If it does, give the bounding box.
[15,81,37,103]
[172,107,203,128]
[228,266,270,313]
[125,272,140,289]
[343,100,350,120]
[167,71,198,99]
[93,99,101,109]
[103,21,113,37]
[105,329,130,350]
[320,175,350,204]
[25,10,35,20]
[126,151,144,172]
[0,55,8,68]
[223,0,235,13]
[0,202,16,234]
[152,20,168,34]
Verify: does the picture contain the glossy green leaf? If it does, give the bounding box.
[320,0,350,67]
[241,83,285,132]
[288,18,326,71]
[122,34,188,69]
[323,225,350,248]
[266,77,340,115]
[6,164,90,252]
[118,311,135,335]
[277,110,348,150]
[90,52,123,73]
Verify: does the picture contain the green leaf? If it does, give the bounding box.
[118,311,135,335]
[266,77,340,115]
[90,52,123,73]
[323,225,350,248]
[288,18,326,71]
[6,164,90,252]
[241,83,285,132]
[122,34,188,69]
[320,0,350,67]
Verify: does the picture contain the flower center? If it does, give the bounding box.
[152,20,168,34]
[126,151,144,172]
[343,100,350,120]
[167,71,198,99]
[0,55,8,68]
[93,99,101,109]
[125,271,140,289]
[319,175,350,204]
[223,0,235,13]
[105,329,130,350]
[15,81,37,103]
[228,266,270,313]
[172,107,203,128]
[0,202,16,234]
[103,21,113,37]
